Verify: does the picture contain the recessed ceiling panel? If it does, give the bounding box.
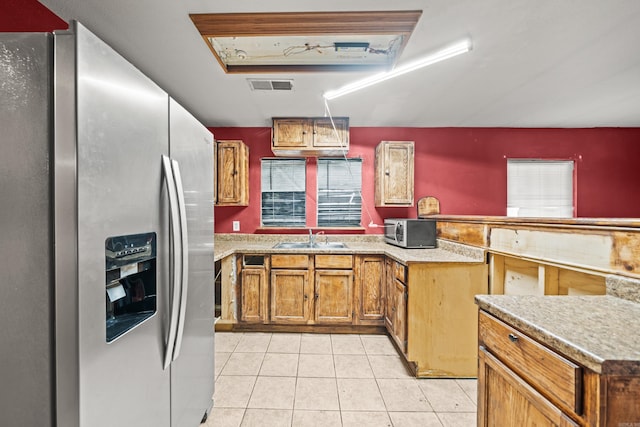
[190,11,422,73]
[210,34,403,67]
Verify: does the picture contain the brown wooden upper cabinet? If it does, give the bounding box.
[216,139,249,206]
[375,141,415,206]
[272,117,349,157]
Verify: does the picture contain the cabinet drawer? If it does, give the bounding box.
[315,255,352,269]
[394,262,407,283]
[271,254,309,269]
[479,312,582,414]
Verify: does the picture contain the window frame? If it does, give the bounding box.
[260,158,307,227]
[506,158,575,218]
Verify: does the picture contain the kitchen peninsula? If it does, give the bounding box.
[476,294,640,426]
[214,233,487,378]
[432,216,640,425]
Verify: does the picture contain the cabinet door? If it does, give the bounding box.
[478,347,579,427]
[355,256,385,323]
[240,268,267,323]
[216,140,248,205]
[312,117,349,148]
[375,141,414,206]
[272,118,312,148]
[479,312,582,412]
[384,258,395,331]
[393,278,407,353]
[314,270,353,324]
[271,269,312,324]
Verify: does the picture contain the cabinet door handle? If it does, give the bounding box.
[304,294,308,300]
[315,293,319,300]
[385,169,390,176]
[508,333,519,343]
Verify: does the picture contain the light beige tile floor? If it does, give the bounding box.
[204,332,477,427]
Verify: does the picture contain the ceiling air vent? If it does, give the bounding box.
[247,79,294,91]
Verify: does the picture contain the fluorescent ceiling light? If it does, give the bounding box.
[323,38,472,100]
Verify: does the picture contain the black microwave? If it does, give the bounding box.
[384,218,436,249]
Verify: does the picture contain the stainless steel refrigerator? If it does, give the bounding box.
[0,21,215,427]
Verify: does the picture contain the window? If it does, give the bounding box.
[317,158,362,227]
[507,159,574,218]
[261,159,306,227]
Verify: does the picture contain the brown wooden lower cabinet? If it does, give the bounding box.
[269,254,355,325]
[384,257,395,331]
[314,254,354,324]
[240,268,268,323]
[238,255,269,324]
[386,260,407,354]
[269,254,312,324]
[383,259,487,377]
[234,250,486,378]
[478,310,640,426]
[354,255,385,325]
[270,269,312,324]
[391,278,407,354]
[478,347,579,427]
[314,269,353,324]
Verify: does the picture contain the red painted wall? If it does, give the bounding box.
[5,4,639,232]
[0,0,68,32]
[211,127,640,234]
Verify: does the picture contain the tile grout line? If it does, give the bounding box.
[417,380,442,426]
[362,334,394,426]
[331,334,345,427]
[241,333,272,423]
[291,335,301,427]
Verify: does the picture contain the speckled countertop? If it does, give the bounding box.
[475,294,640,375]
[213,233,484,264]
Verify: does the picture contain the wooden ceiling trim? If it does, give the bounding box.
[190,11,422,37]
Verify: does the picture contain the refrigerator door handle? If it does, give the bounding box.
[162,155,183,370]
[171,158,189,361]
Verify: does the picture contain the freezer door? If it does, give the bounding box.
[73,23,171,427]
[0,32,56,427]
[168,98,215,426]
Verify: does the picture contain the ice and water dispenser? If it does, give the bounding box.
[105,232,157,342]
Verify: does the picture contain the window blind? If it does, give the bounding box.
[317,158,362,227]
[261,159,306,226]
[507,159,574,217]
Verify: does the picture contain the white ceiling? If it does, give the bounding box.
[41,0,640,128]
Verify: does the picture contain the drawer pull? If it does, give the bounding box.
[508,333,519,343]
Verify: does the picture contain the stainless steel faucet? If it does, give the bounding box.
[309,230,325,246]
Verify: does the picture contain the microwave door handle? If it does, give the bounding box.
[394,222,400,243]
[170,159,189,362]
[162,155,182,370]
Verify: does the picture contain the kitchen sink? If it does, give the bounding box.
[272,242,348,249]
